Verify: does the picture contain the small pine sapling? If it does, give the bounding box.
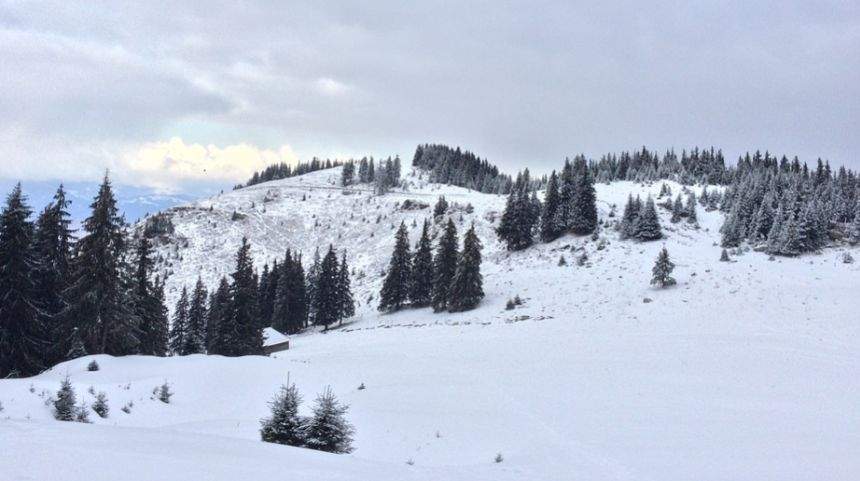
[651,247,676,288]
[260,382,305,447]
[304,387,355,454]
[53,376,77,421]
[92,392,109,418]
[87,360,100,372]
[720,249,730,262]
[157,382,173,403]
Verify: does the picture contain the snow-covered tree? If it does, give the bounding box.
[409,220,434,307]
[634,197,662,241]
[650,247,676,287]
[379,222,412,312]
[447,224,484,312]
[169,286,189,355]
[304,387,355,454]
[54,376,77,421]
[431,219,459,312]
[260,382,305,447]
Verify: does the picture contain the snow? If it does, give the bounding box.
[262,327,289,347]
[2,167,859,480]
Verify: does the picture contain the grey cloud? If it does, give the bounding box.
[0,0,857,183]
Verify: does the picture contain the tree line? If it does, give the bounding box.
[412,144,513,194]
[719,154,860,256]
[235,157,346,189]
[0,177,356,377]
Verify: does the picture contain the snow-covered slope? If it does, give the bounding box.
[2,168,859,480]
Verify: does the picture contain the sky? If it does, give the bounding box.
[0,0,858,198]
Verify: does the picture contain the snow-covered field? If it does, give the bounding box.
[2,167,858,480]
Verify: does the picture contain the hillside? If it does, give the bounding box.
[2,168,858,480]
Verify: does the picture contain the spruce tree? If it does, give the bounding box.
[447,224,484,312]
[184,277,207,354]
[671,194,684,223]
[409,220,434,307]
[314,245,340,330]
[497,170,538,250]
[306,248,321,326]
[569,157,597,235]
[650,247,676,287]
[62,174,140,356]
[169,286,189,355]
[619,194,639,239]
[54,376,77,421]
[206,277,231,352]
[634,197,663,241]
[304,387,355,454]
[378,222,412,312]
[433,196,449,219]
[540,171,562,242]
[0,183,44,377]
[685,193,698,225]
[336,252,355,325]
[224,237,262,355]
[431,219,458,312]
[31,185,73,367]
[260,382,305,446]
[134,238,168,357]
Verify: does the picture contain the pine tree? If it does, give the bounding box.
[378,222,412,312]
[206,277,231,352]
[619,194,639,239]
[272,250,307,335]
[0,183,45,377]
[409,220,433,307]
[54,376,77,421]
[720,249,730,262]
[260,382,305,446]
[314,245,340,330]
[447,224,484,312]
[31,185,73,367]
[135,238,168,357]
[540,171,562,242]
[634,197,662,241]
[431,219,458,312]
[850,207,860,244]
[433,196,449,219]
[685,193,698,225]
[306,248,321,326]
[304,387,355,454]
[336,252,355,325]
[671,194,684,223]
[497,170,537,250]
[569,157,598,235]
[92,391,109,418]
[169,287,189,355]
[62,175,140,356]
[650,247,676,287]
[224,237,262,355]
[184,277,207,354]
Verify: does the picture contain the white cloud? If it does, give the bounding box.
[118,138,299,192]
[315,77,351,97]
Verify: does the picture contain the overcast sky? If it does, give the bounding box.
[1,1,857,193]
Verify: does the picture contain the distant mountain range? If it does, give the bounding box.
[0,179,219,227]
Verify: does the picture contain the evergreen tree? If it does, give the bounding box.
[336,252,355,325]
[31,185,73,367]
[671,194,684,223]
[431,219,458,312]
[306,248,321,326]
[314,245,340,330]
[378,222,412,312]
[433,196,449,219]
[304,387,355,454]
[184,277,207,354]
[169,286,189,355]
[223,237,262,355]
[634,197,662,241]
[260,382,305,446]
[650,247,676,287]
[62,175,140,356]
[53,376,77,421]
[134,238,168,357]
[619,194,639,239]
[447,224,484,312]
[497,170,537,250]
[409,220,434,307]
[720,249,730,262]
[206,277,231,352]
[540,171,562,242]
[272,250,308,335]
[569,157,598,235]
[0,184,44,377]
[340,161,355,187]
[685,193,698,225]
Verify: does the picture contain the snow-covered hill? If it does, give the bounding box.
[2,167,859,480]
